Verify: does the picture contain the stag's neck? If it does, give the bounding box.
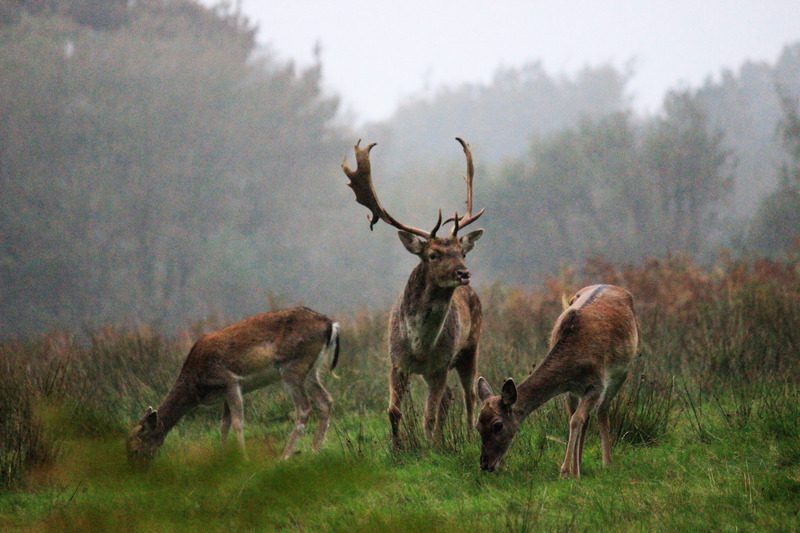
[155,378,197,438]
[511,356,569,424]
[400,263,456,349]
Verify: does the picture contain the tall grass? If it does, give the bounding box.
[1,255,798,489]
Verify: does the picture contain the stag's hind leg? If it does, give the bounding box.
[306,371,333,453]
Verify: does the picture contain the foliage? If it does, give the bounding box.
[484,103,734,282]
[0,3,347,336]
[748,93,800,257]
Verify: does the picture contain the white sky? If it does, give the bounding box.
[234,0,800,123]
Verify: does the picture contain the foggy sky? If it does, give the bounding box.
[234,0,800,123]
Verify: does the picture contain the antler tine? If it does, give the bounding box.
[341,140,433,238]
[429,209,443,238]
[449,138,486,236]
[456,137,474,214]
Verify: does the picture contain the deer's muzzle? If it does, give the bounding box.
[456,269,471,285]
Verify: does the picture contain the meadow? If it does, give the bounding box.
[1,255,799,531]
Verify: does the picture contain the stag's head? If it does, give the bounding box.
[475,376,520,472]
[126,406,163,465]
[342,138,484,289]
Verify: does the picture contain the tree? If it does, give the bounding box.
[642,91,734,255]
[748,94,800,256]
[0,2,346,336]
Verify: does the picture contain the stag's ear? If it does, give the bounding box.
[143,407,159,430]
[476,376,494,402]
[501,378,517,407]
[398,231,426,255]
[459,229,484,254]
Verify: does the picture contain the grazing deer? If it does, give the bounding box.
[126,307,340,463]
[341,138,485,445]
[476,284,638,477]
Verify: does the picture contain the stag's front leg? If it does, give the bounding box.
[423,371,449,441]
[456,350,478,437]
[388,365,409,447]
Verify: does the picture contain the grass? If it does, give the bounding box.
[1,395,798,531]
[1,254,799,530]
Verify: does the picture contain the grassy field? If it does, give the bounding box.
[2,256,799,531]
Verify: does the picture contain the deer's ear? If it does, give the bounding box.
[476,376,494,402]
[398,231,426,255]
[143,407,159,430]
[459,229,484,254]
[501,378,517,407]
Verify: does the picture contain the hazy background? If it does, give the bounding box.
[1,0,799,337]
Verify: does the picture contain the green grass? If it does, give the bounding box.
[1,388,798,532]
[2,265,798,530]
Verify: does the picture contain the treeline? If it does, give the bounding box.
[1,0,799,337]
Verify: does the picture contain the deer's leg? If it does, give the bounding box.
[281,375,312,460]
[577,412,591,468]
[597,371,627,466]
[423,371,449,441]
[225,382,247,458]
[455,350,478,437]
[388,365,409,447]
[220,401,232,446]
[306,372,333,453]
[560,394,579,476]
[597,409,613,466]
[563,393,598,479]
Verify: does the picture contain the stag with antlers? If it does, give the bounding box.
[342,138,485,446]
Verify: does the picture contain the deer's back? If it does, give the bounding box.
[549,285,638,375]
[182,307,333,381]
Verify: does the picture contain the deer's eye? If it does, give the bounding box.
[492,421,504,433]
[429,253,439,261]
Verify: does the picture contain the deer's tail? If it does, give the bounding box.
[327,321,340,372]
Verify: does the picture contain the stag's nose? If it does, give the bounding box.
[456,269,471,285]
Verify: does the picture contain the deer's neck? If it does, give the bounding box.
[155,378,198,439]
[400,263,455,351]
[511,356,569,424]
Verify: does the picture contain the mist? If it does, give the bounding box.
[1,1,799,338]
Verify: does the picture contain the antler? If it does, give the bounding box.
[342,140,443,239]
[447,137,485,236]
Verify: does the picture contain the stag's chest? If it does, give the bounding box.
[394,304,459,372]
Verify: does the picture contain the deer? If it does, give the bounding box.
[341,138,485,446]
[126,306,340,464]
[476,284,639,478]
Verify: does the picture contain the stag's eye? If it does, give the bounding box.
[429,253,439,261]
[492,421,503,433]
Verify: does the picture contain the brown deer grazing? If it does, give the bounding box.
[476,284,638,477]
[342,138,485,446]
[126,307,340,463]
